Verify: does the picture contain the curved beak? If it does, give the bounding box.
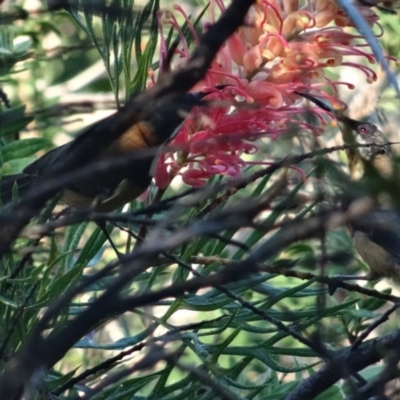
[295,91,364,130]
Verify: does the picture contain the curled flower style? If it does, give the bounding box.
[148,0,399,189]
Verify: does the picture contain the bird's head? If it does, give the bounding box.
[296,92,392,179]
[335,116,391,162]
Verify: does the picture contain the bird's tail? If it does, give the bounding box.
[0,174,34,205]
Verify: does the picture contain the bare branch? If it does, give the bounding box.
[285,329,400,400]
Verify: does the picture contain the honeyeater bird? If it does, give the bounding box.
[0,90,209,211]
[299,92,400,281]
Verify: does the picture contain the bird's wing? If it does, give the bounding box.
[350,207,400,263]
[19,91,209,205]
[23,142,72,176]
[23,115,122,199]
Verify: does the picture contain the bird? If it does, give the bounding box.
[0,90,210,212]
[298,92,400,281]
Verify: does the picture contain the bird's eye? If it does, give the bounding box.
[357,124,371,135]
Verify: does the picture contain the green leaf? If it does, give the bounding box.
[220,346,319,373]
[12,36,33,55]
[40,267,82,307]
[1,138,49,161]
[74,225,108,267]
[75,323,157,349]
[0,105,33,134]
[93,372,160,399]
[62,222,89,271]
[211,328,241,363]
[1,157,36,174]
[314,384,342,400]
[46,367,80,391]
[0,294,18,308]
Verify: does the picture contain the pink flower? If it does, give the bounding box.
[147,0,399,190]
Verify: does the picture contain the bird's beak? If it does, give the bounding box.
[295,91,364,132]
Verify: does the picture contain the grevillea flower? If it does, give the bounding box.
[149,0,399,188]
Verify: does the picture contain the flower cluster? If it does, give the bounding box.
[150,0,399,188]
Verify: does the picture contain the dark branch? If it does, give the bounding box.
[285,329,400,400]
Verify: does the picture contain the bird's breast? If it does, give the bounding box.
[106,122,158,155]
[372,154,394,179]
